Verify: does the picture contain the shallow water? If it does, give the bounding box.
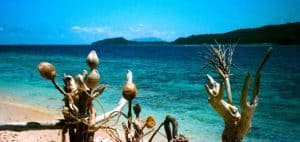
[0,44,299,141]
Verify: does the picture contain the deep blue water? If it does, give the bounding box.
[0,44,299,141]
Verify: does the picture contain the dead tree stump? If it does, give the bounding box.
[203,44,272,142]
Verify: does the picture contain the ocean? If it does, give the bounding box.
[0,44,299,141]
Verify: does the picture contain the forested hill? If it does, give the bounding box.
[172,22,300,45]
[91,37,166,46]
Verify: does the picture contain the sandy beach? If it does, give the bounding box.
[0,94,166,142]
[0,95,121,142]
[0,100,63,142]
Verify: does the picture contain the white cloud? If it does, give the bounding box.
[71,26,107,34]
[71,26,80,31]
[127,24,176,41]
[71,24,177,41]
[128,24,145,33]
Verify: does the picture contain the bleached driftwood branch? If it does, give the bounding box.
[204,45,272,142]
[95,97,127,124]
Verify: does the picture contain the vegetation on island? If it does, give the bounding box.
[92,22,300,46]
[173,22,300,45]
[91,37,167,46]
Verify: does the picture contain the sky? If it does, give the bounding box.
[0,0,299,44]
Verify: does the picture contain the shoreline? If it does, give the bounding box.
[0,93,117,141]
[0,93,167,142]
[0,96,63,141]
[0,101,58,121]
[0,93,61,118]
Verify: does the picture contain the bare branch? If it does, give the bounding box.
[164,115,179,141]
[148,122,164,142]
[51,79,67,96]
[202,43,237,104]
[91,85,106,99]
[251,47,272,104]
[240,73,251,110]
[95,97,127,124]
[205,74,224,100]
[205,74,240,124]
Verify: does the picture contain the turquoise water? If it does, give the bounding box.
[0,45,299,141]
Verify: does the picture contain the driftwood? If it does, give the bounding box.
[95,97,127,124]
[121,70,157,142]
[0,50,188,142]
[118,71,188,142]
[36,50,128,142]
[204,44,272,142]
[149,115,188,142]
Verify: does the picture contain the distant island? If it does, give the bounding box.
[173,22,300,45]
[132,37,164,42]
[92,22,300,46]
[91,37,167,46]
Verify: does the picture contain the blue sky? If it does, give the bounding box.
[0,0,299,44]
